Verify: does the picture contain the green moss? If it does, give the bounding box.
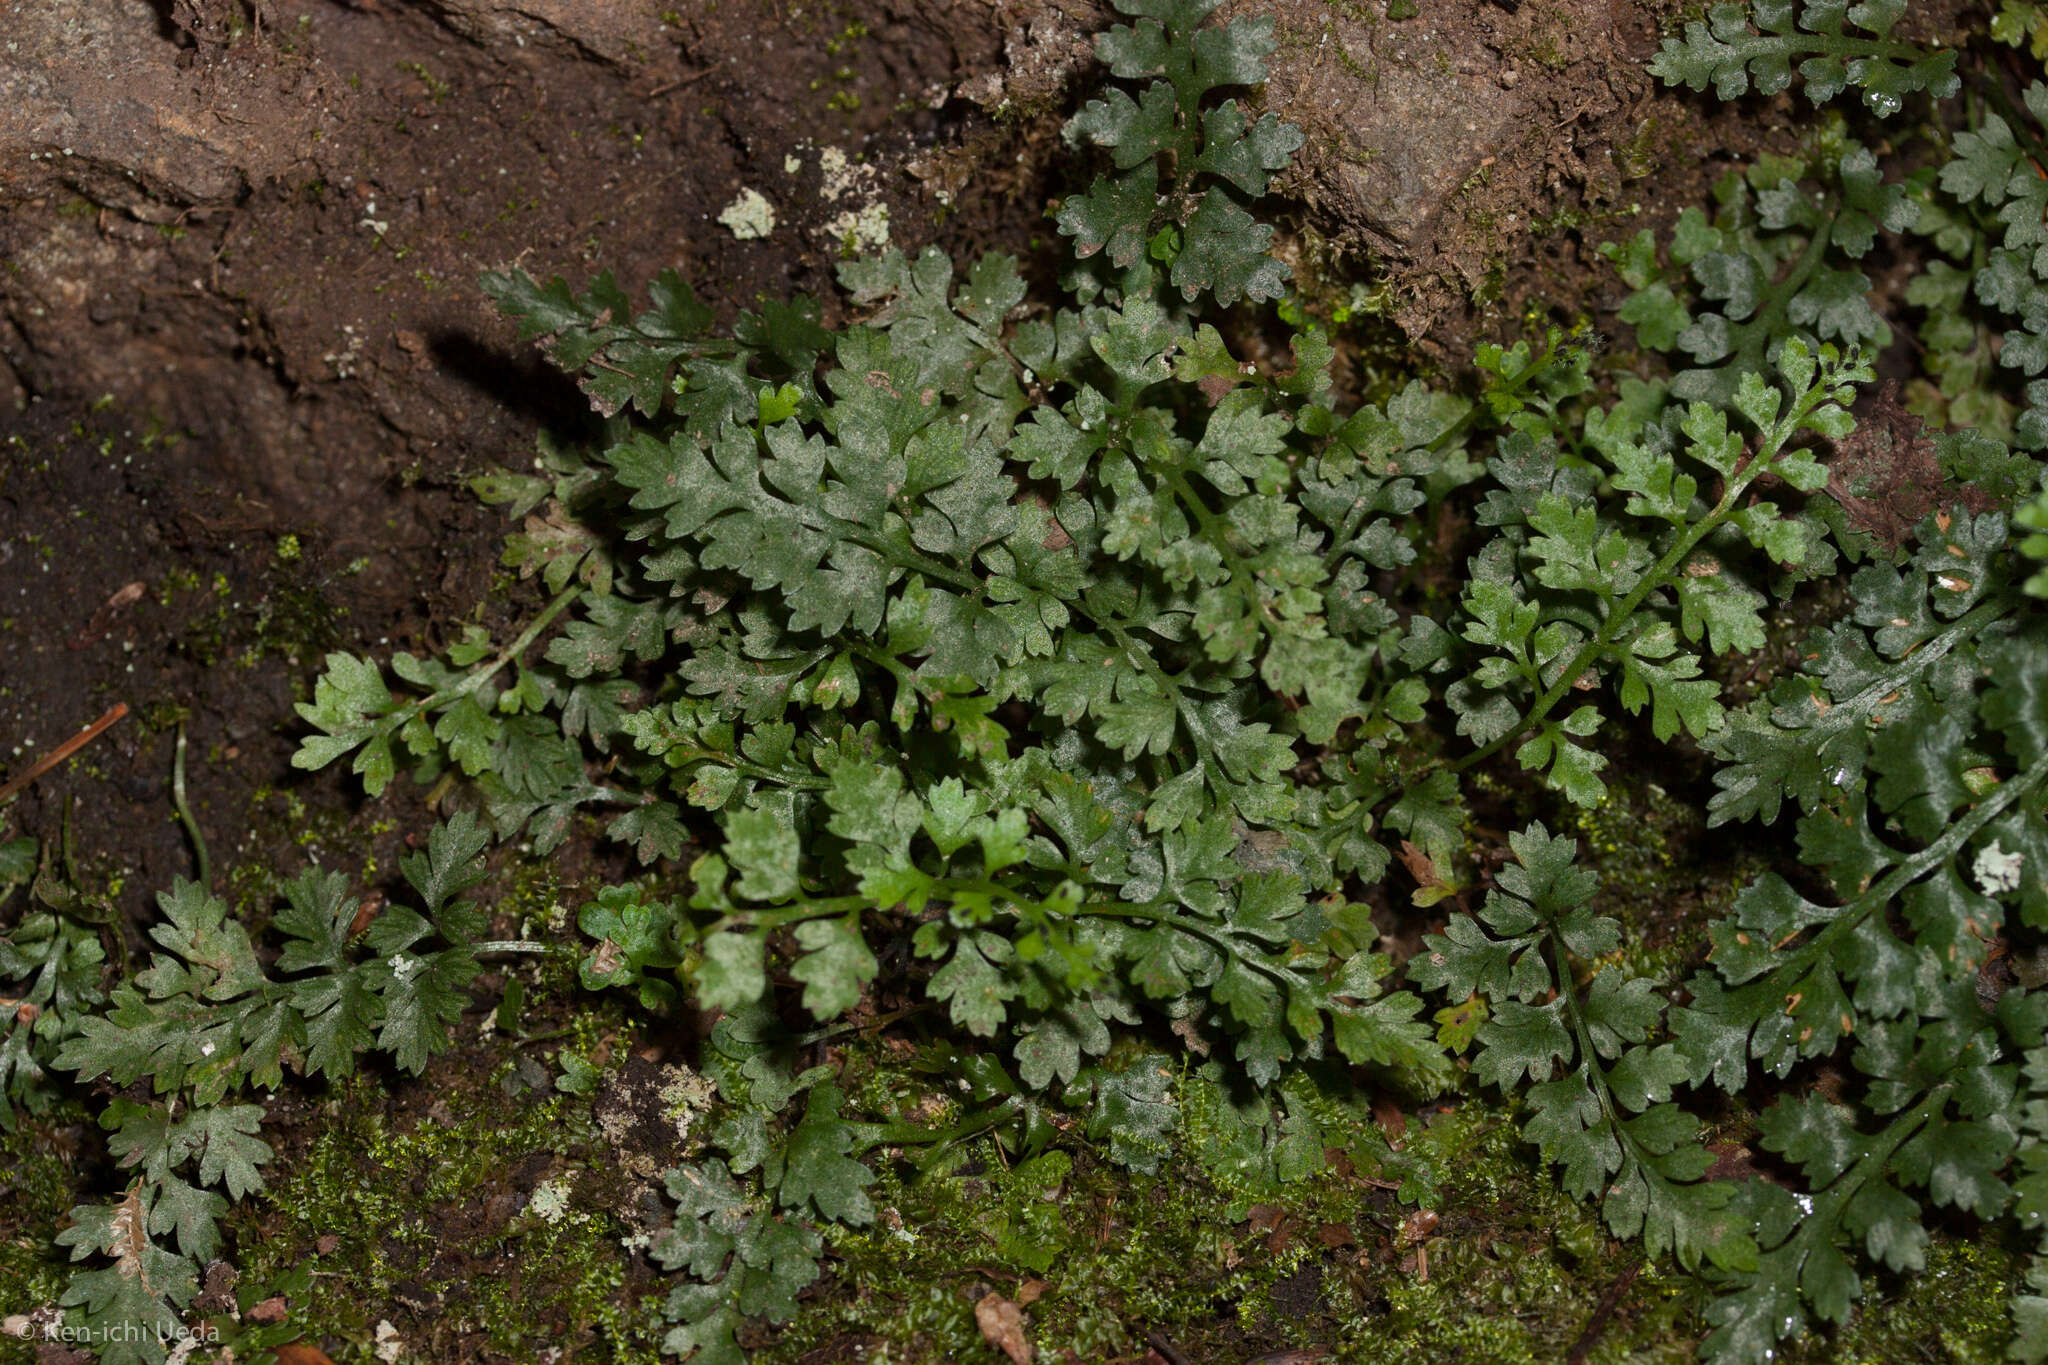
[395,60,454,104]
[1615,116,1666,182]
[131,516,347,675]
[1784,1238,2019,1363]
[765,1039,2003,1363]
[237,1067,649,1360]
[202,827,634,1355]
[223,789,362,922]
[757,1082,1715,1365]
[458,1197,641,1359]
[488,857,588,1001]
[1319,19,1380,85]
[1570,769,1703,955]
[0,1107,87,1362]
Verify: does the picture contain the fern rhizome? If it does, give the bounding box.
[10,1,2048,1361]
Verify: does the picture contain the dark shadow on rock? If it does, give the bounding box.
[141,0,187,43]
[428,329,600,442]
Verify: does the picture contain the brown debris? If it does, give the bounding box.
[974,1292,1034,1365]
[272,1345,338,1365]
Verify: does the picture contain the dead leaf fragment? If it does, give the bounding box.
[273,1345,337,1365]
[347,891,385,940]
[1399,840,1458,906]
[66,580,148,649]
[1371,1093,1409,1141]
[975,1293,1033,1365]
[1397,1208,1441,1282]
[1397,840,1440,890]
[192,1259,238,1315]
[248,1295,288,1325]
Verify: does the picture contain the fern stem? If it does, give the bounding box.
[1757,1082,1949,1283]
[475,582,586,686]
[1550,927,1622,1125]
[1105,621,1227,782]
[1430,367,1843,791]
[1157,464,1303,653]
[1435,507,1727,786]
[1815,593,2015,740]
[669,751,831,790]
[853,1095,1016,1151]
[173,722,210,893]
[703,896,871,936]
[1321,341,1556,573]
[472,940,558,956]
[1548,927,1698,1222]
[1074,899,1302,990]
[841,527,985,598]
[1735,745,2048,1007]
[397,581,585,733]
[1721,211,1837,385]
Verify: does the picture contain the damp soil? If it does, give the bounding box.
[0,0,1049,930]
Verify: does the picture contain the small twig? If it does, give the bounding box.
[422,770,458,811]
[644,66,716,98]
[1144,1329,1195,1365]
[1564,1259,1643,1365]
[510,1024,579,1046]
[173,721,211,891]
[61,794,80,887]
[0,703,130,806]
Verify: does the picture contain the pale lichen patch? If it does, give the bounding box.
[822,202,891,254]
[716,187,776,240]
[528,1178,571,1224]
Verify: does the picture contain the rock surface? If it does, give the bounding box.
[1,0,1656,355]
[1256,0,1650,331]
[0,0,325,210]
[959,0,1660,342]
[415,0,677,60]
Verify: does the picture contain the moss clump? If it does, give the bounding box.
[1783,1237,2022,1365]
[0,1106,88,1364]
[757,1087,1713,1365]
[773,1052,2016,1365]
[169,554,351,673]
[236,1065,647,1361]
